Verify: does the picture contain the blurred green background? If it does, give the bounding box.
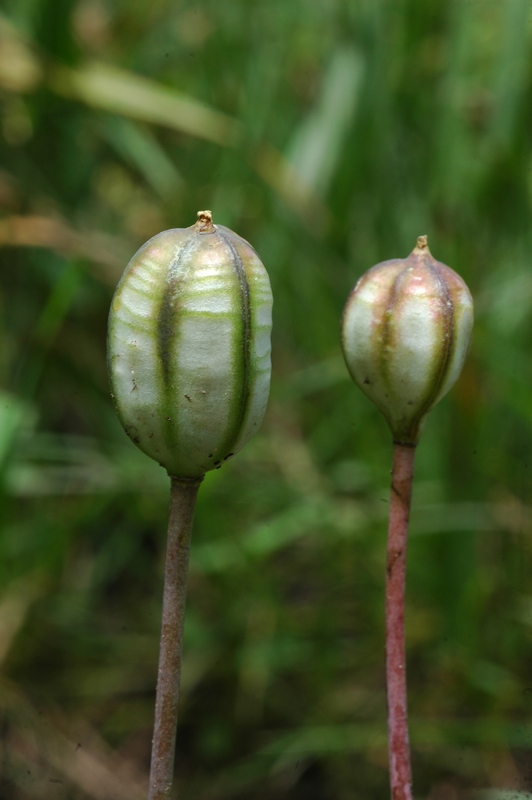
[0,0,531,798]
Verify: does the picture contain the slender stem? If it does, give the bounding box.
[386,442,416,800]
[148,477,202,800]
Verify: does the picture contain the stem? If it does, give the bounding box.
[148,477,202,800]
[386,442,416,800]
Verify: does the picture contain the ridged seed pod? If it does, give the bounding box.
[341,238,473,799]
[108,211,272,479]
[341,236,473,444]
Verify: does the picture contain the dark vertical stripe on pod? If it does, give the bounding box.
[157,238,196,386]
[425,263,454,393]
[380,268,403,392]
[157,289,175,388]
[216,228,251,450]
[156,237,199,462]
[409,263,454,435]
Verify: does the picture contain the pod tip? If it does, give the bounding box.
[196,210,214,233]
[414,234,429,253]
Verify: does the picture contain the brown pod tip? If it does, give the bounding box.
[196,210,215,233]
[413,234,429,255]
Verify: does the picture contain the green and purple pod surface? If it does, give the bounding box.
[341,236,474,444]
[108,211,273,479]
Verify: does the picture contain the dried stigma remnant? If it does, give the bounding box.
[108,210,273,479]
[341,235,473,444]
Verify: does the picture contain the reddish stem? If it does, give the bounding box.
[386,442,416,800]
[148,477,202,800]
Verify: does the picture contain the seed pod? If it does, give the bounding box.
[341,236,473,445]
[108,211,273,479]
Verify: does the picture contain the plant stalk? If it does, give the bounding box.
[386,442,416,800]
[148,477,202,800]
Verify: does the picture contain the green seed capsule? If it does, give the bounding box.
[341,236,473,445]
[108,211,273,480]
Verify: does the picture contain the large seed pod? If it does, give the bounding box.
[108,211,272,479]
[341,236,473,445]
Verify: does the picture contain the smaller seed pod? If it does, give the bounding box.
[341,236,473,445]
[108,211,273,480]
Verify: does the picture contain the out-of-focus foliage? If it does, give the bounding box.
[0,0,531,797]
